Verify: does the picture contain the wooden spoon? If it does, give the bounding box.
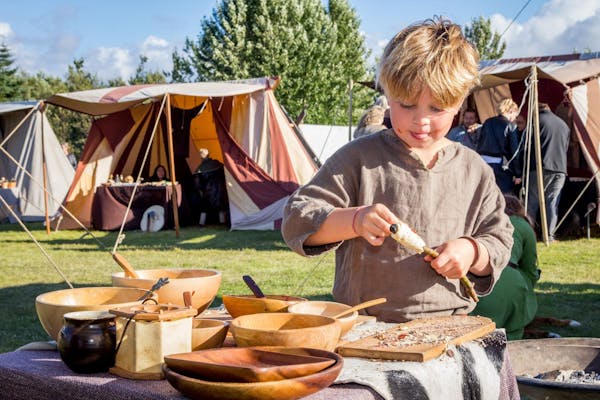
[242,275,266,298]
[112,251,139,278]
[332,298,387,319]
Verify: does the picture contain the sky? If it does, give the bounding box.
[1,0,599,81]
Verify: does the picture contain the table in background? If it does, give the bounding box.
[92,184,183,231]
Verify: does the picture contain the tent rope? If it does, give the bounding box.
[111,94,168,254]
[553,169,600,235]
[0,194,73,288]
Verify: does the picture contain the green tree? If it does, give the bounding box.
[0,43,25,101]
[171,0,371,125]
[129,55,167,85]
[464,16,506,60]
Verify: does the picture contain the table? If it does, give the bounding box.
[0,330,520,400]
[92,184,183,231]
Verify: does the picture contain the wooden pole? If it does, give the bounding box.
[348,79,354,142]
[165,94,180,238]
[40,103,51,235]
[531,66,550,245]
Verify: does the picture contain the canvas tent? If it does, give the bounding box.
[472,53,600,227]
[45,77,318,231]
[0,101,75,223]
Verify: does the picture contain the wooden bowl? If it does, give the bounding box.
[229,313,341,351]
[112,268,221,314]
[222,295,307,318]
[162,347,343,400]
[164,347,335,382]
[287,301,358,337]
[192,318,229,351]
[35,287,153,341]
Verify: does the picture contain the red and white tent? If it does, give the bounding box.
[46,77,318,230]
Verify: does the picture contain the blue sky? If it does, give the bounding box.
[1,0,597,81]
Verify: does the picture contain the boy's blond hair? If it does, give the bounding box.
[497,98,518,115]
[378,18,480,109]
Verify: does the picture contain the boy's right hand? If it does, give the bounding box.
[353,203,398,246]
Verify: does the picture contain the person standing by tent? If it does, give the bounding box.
[281,17,513,322]
[447,108,481,150]
[195,148,228,226]
[526,103,570,242]
[476,98,520,193]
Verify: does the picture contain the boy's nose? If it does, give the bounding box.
[413,116,431,132]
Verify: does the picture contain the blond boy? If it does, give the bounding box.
[282,18,513,322]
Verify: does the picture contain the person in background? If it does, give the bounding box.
[353,105,387,139]
[282,17,513,322]
[149,164,169,182]
[470,194,540,340]
[447,108,481,150]
[61,142,77,169]
[195,148,228,226]
[526,102,570,242]
[476,98,520,193]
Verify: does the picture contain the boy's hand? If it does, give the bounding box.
[424,238,476,279]
[353,203,397,246]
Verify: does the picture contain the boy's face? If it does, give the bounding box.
[387,88,458,149]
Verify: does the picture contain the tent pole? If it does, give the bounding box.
[531,66,550,245]
[165,94,180,238]
[348,79,353,142]
[40,103,51,235]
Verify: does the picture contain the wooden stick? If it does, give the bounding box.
[423,247,479,303]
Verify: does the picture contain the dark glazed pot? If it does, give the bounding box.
[57,310,116,373]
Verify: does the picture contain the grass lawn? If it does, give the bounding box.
[0,222,598,353]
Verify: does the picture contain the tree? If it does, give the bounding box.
[0,42,25,101]
[129,55,167,85]
[464,16,506,60]
[171,0,371,125]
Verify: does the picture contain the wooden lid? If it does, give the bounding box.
[109,304,197,321]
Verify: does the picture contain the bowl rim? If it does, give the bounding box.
[111,268,222,281]
[35,286,151,304]
[231,312,339,332]
[287,300,359,321]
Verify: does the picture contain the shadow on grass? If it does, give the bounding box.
[534,281,600,338]
[0,224,288,252]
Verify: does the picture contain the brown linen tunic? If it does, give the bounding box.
[282,129,513,322]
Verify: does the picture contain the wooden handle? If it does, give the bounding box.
[243,275,266,298]
[333,298,387,319]
[112,252,139,278]
[423,247,478,303]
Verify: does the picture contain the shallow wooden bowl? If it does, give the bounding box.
[287,300,358,337]
[192,318,229,351]
[222,294,307,318]
[35,286,153,341]
[112,268,221,314]
[164,347,335,382]
[230,313,341,351]
[162,347,343,400]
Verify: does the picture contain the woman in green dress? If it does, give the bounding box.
[471,193,540,340]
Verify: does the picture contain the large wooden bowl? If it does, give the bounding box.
[230,313,341,351]
[222,294,306,318]
[191,318,229,351]
[287,300,358,337]
[112,268,221,314]
[162,347,343,400]
[35,287,153,341]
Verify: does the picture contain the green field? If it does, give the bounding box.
[0,223,598,353]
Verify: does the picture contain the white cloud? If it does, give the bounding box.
[86,47,135,81]
[0,22,13,40]
[139,35,172,74]
[491,0,600,57]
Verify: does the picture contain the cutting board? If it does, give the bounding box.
[337,315,495,362]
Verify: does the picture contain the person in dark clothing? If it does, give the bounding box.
[194,148,228,225]
[525,103,570,242]
[149,164,169,182]
[476,98,520,193]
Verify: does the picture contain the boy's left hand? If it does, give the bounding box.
[424,238,476,279]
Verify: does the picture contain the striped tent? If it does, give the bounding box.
[46,77,318,230]
[472,53,600,225]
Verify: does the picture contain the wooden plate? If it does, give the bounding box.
[164,347,335,382]
[162,347,343,400]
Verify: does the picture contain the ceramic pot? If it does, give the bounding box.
[57,310,116,373]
